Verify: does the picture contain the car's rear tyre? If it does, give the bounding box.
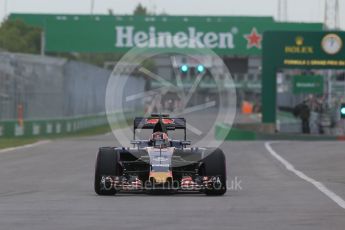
[94,147,118,196]
[200,148,227,196]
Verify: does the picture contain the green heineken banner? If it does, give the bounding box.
[10,14,322,54]
[292,75,323,94]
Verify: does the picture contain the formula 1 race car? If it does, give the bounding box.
[94,114,227,196]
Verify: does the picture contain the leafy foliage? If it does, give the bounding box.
[0,9,155,71]
[133,3,149,16]
[0,19,41,53]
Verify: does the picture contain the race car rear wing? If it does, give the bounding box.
[133,114,187,140]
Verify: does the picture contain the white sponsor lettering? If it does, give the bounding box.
[219,32,234,48]
[152,164,170,167]
[173,32,188,48]
[188,27,204,48]
[134,31,148,48]
[203,32,218,48]
[115,26,236,49]
[154,156,168,161]
[115,26,134,47]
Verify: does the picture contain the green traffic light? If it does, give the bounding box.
[180,65,188,72]
[341,104,345,119]
[197,64,205,73]
[341,107,345,115]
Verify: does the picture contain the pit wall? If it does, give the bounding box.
[0,112,133,138]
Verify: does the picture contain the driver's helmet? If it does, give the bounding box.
[151,132,169,148]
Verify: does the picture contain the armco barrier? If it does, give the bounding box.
[0,112,133,138]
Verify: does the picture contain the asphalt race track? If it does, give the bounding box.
[0,107,345,230]
[1,132,345,230]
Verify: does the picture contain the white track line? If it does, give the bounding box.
[265,141,345,210]
[104,132,113,137]
[0,140,51,154]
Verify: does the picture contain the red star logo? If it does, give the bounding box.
[244,28,262,49]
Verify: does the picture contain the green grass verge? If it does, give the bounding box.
[0,121,128,150]
[0,138,40,149]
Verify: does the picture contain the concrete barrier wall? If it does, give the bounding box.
[0,111,137,138]
[0,114,106,138]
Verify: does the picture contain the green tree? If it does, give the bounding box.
[133,3,149,15]
[0,19,41,54]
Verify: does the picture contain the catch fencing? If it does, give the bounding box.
[0,52,145,137]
